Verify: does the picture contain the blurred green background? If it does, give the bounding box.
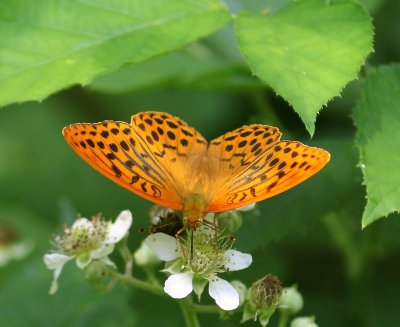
[1,0,400,326]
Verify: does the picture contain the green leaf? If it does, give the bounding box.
[235,0,373,135]
[90,48,262,93]
[353,65,400,228]
[0,0,230,107]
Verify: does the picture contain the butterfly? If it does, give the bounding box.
[63,112,330,229]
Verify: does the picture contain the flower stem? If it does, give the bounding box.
[278,310,289,327]
[118,236,133,276]
[178,296,201,327]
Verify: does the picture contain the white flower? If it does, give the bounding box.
[145,229,252,311]
[44,210,132,294]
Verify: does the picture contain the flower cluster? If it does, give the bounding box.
[44,210,132,294]
[145,213,252,310]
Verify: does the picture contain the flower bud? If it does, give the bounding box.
[290,316,318,327]
[242,275,282,324]
[250,274,282,310]
[279,285,303,314]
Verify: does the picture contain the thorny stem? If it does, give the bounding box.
[178,295,201,327]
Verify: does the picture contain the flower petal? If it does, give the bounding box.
[224,250,252,271]
[164,272,194,299]
[144,233,181,261]
[208,276,239,311]
[91,243,114,259]
[43,253,72,294]
[105,210,133,244]
[44,253,71,270]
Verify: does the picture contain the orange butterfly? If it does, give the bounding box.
[63,112,330,229]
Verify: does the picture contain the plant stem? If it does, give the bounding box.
[178,296,201,327]
[118,237,133,276]
[323,212,362,280]
[191,304,220,314]
[278,310,289,327]
[110,271,166,296]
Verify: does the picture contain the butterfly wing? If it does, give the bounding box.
[206,125,330,212]
[62,112,207,210]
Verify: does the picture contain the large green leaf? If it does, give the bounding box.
[90,48,262,93]
[0,0,230,107]
[235,0,373,135]
[353,65,400,228]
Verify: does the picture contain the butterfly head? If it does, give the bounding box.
[182,193,207,230]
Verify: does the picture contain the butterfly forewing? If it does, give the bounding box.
[62,113,206,209]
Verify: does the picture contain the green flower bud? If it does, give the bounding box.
[279,285,304,314]
[290,316,318,327]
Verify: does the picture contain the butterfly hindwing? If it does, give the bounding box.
[207,129,330,211]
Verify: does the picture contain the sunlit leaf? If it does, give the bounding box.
[0,0,230,107]
[353,64,400,227]
[235,0,373,134]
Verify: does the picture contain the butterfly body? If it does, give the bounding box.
[183,193,207,229]
[63,112,330,228]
